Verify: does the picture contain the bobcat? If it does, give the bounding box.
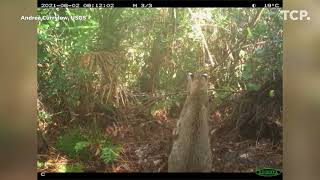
[168,72,212,172]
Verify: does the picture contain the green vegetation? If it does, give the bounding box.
[37,8,282,112]
[100,142,121,164]
[57,163,84,172]
[37,161,44,168]
[56,129,91,161]
[56,129,121,164]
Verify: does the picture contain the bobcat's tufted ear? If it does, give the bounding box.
[188,72,193,80]
[187,73,193,94]
[202,73,208,80]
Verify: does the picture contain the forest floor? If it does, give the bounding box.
[38,109,282,172]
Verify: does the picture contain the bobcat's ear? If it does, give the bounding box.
[202,73,208,80]
[188,72,193,80]
[187,73,193,94]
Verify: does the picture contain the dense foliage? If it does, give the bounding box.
[37,8,282,172]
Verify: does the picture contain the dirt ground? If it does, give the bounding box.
[38,108,282,173]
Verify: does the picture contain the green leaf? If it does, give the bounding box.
[100,144,121,164]
[57,163,83,173]
[247,27,253,38]
[37,161,44,168]
[247,82,261,91]
[74,141,90,153]
[269,90,275,97]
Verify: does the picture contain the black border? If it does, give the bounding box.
[38,172,282,180]
[38,0,283,8]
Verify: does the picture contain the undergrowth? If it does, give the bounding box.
[56,127,121,168]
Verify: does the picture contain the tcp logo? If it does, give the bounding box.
[283,10,311,21]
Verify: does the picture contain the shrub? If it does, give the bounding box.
[56,129,91,161]
[57,163,84,172]
[99,141,121,164]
